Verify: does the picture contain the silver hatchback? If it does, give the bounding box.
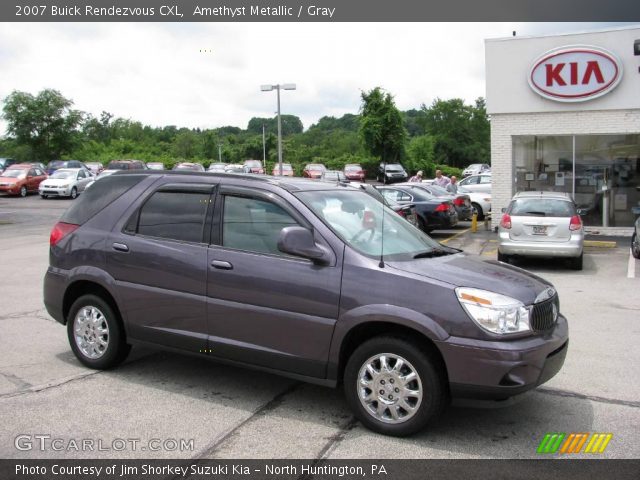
[498,191,584,270]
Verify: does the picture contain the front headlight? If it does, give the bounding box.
[456,287,530,335]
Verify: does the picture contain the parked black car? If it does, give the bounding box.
[44,171,568,436]
[377,185,458,232]
[399,183,474,221]
[377,163,408,184]
[0,157,17,174]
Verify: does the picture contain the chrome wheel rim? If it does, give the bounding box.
[73,306,109,359]
[71,188,77,199]
[357,353,423,424]
[20,186,26,197]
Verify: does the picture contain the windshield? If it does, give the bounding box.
[107,162,130,170]
[296,190,441,260]
[51,170,76,179]
[245,161,261,168]
[345,165,361,171]
[424,185,450,196]
[384,164,403,172]
[307,164,324,171]
[1,169,26,178]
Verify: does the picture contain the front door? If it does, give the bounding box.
[206,186,342,378]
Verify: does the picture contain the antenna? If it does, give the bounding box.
[379,158,386,268]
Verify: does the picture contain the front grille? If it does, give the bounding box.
[531,296,559,332]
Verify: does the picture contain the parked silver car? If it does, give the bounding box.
[498,191,584,270]
[38,168,93,199]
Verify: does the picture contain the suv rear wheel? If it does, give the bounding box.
[344,336,446,437]
[67,294,130,369]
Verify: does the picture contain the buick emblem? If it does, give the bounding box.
[535,287,556,303]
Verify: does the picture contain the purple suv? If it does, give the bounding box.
[44,171,568,436]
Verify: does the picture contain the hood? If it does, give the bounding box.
[386,253,553,305]
[42,178,73,186]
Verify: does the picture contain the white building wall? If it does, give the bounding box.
[491,109,640,229]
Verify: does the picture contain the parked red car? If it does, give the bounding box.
[344,163,366,182]
[271,163,294,176]
[303,163,326,179]
[243,160,264,174]
[0,164,48,197]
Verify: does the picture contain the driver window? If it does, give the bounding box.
[222,195,299,255]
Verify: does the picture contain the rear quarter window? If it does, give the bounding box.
[60,175,145,225]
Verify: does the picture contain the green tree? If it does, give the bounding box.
[172,130,199,159]
[406,134,436,177]
[2,89,83,160]
[359,87,407,165]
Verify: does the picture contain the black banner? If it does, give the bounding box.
[2,0,640,22]
[2,459,640,480]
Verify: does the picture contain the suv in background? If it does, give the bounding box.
[377,163,408,184]
[44,171,568,436]
[498,191,584,270]
[458,173,492,194]
[46,160,90,176]
[243,160,264,174]
[462,163,491,177]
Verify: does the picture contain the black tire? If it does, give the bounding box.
[20,186,27,197]
[570,253,583,271]
[632,233,640,260]
[497,251,511,263]
[417,216,429,233]
[67,294,130,369]
[70,187,78,199]
[472,203,484,221]
[40,194,47,199]
[343,336,447,437]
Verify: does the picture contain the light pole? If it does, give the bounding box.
[262,123,266,170]
[218,143,222,163]
[261,83,296,176]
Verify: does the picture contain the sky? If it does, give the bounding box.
[0,22,637,134]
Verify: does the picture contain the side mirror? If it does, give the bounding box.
[577,208,588,216]
[277,226,331,265]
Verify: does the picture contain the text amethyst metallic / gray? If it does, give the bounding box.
[43,171,568,437]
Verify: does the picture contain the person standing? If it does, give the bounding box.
[434,169,450,187]
[446,176,458,194]
[408,170,423,182]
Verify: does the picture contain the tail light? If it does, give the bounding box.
[569,215,582,231]
[396,208,407,218]
[434,203,449,213]
[50,222,79,246]
[500,214,512,229]
[453,198,465,206]
[362,210,376,229]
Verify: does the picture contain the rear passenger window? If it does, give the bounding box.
[222,196,298,255]
[136,191,209,243]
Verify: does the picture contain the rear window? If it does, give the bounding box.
[60,174,145,225]
[509,198,576,217]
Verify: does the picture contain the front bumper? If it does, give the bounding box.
[498,232,583,258]
[0,184,20,194]
[437,314,569,400]
[39,186,72,197]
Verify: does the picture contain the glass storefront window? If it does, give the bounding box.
[513,134,640,227]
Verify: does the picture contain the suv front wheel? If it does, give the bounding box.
[344,336,446,436]
[67,294,130,369]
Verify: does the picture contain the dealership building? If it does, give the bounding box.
[485,26,640,230]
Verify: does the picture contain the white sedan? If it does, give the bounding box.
[458,186,492,220]
[39,168,93,199]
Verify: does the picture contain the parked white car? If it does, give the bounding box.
[458,173,492,194]
[39,168,93,199]
[458,186,492,220]
[462,163,491,177]
[84,169,118,190]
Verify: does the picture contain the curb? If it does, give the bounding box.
[584,240,617,248]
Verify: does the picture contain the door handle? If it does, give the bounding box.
[112,242,129,252]
[211,260,233,270]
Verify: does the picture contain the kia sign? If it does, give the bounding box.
[529,46,623,102]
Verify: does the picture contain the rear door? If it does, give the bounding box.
[106,181,216,351]
[205,185,342,378]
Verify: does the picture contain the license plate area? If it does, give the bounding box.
[532,225,548,235]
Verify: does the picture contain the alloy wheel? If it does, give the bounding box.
[73,306,109,359]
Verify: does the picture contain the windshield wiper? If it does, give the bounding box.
[414,249,450,259]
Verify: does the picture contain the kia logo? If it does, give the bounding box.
[529,46,623,102]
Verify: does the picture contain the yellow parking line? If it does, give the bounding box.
[440,228,470,244]
[584,240,617,248]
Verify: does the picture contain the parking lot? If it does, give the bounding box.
[0,193,639,460]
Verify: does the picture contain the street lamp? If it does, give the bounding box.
[218,143,222,163]
[260,83,296,176]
